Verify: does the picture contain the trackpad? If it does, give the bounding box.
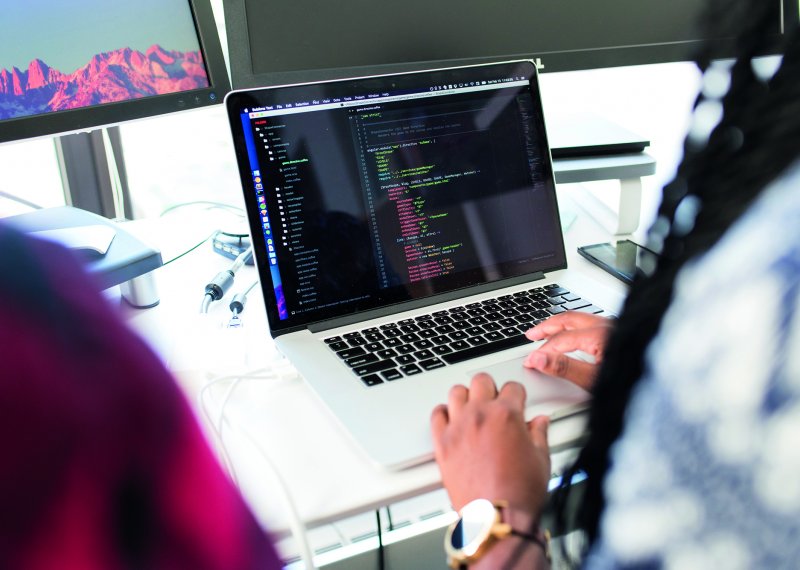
[468,356,590,420]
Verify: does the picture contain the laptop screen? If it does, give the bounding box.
[226,61,566,334]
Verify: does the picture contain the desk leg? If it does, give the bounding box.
[573,177,642,236]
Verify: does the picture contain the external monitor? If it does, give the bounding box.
[224,0,794,88]
[0,0,231,144]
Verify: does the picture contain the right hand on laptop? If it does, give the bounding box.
[522,312,615,391]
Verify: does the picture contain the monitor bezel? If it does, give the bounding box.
[224,0,795,89]
[0,0,231,144]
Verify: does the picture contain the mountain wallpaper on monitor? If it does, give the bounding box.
[0,45,209,120]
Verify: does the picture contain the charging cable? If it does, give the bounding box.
[198,365,316,570]
[200,246,253,313]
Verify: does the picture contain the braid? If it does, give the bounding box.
[552,0,800,552]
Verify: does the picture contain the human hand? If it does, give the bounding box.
[523,312,614,391]
[431,373,551,519]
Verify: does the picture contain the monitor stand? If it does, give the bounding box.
[6,206,162,308]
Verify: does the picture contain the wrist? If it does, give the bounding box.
[445,499,550,568]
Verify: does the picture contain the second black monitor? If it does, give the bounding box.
[225,0,791,88]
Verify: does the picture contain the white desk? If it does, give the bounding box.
[122,178,636,542]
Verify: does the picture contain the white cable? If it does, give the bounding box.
[233,419,317,570]
[197,363,315,569]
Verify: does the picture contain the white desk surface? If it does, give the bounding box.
[123,184,633,537]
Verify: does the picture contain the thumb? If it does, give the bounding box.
[528,415,550,452]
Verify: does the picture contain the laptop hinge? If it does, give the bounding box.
[307,272,547,334]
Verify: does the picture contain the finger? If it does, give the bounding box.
[447,384,469,417]
[536,327,609,359]
[525,311,609,341]
[528,415,550,452]
[497,381,527,412]
[523,350,597,390]
[468,373,498,402]
[430,404,449,458]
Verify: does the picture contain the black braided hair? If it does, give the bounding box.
[551,0,800,555]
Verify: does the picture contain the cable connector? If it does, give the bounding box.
[199,247,253,314]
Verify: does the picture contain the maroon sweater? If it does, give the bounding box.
[0,227,282,570]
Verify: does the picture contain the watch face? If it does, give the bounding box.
[447,499,498,557]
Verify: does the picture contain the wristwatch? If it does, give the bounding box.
[444,499,549,568]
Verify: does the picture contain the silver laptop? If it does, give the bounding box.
[226,60,601,470]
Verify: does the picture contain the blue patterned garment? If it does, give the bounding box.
[586,162,800,569]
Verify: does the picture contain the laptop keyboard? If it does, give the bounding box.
[323,283,603,387]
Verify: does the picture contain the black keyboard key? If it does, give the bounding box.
[328,341,348,352]
[485,311,503,322]
[381,369,403,381]
[450,340,470,351]
[544,283,560,289]
[383,328,402,338]
[337,347,366,359]
[436,324,456,334]
[452,320,472,330]
[360,374,384,387]
[432,310,450,317]
[377,348,398,359]
[419,329,437,338]
[401,364,423,376]
[396,344,416,355]
[398,318,415,325]
[400,324,420,333]
[353,359,396,376]
[499,318,518,328]
[449,330,468,341]
[419,358,446,371]
[451,312,470,321]
[344,332,363,339]
[431,335,450,345]
[365,342,383,352]
[533,310,550,320]
[498,294,513,300]
[483,322,502,332]
[364,332,385,342]
[469,316,489,326]
[517,324,532,333]
[501,327,519,337]
[324,336,343,344]
[497,300,516,309]
[546,287,570,297]
[515,303,534,313]
[484,331,504,342]
[383,337,402,348]
[465,326,484,336]
[548,297,567,305]
[449,305,465,312]
[482,303,501,312]
[345,353,379,367]
[442,334,530,365]
[379,323,398,330]
[348,337,368,347]
[467,336,488,346]
[400,333,421,343]
[564,299,591,310]
[467,308,485,317]
[576,305,604,314]
[465,302,482,309]
[432,345,453,355]
[500,308,520,318]
[547,306,567,315]
[529,293,547,302]
[433,316,454,325]
[418,320,437,330]
[363,327,379,334]
[415,349,435,360]
[396,354,416,365]
[513,290,530,297]
[414,340,434,350]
